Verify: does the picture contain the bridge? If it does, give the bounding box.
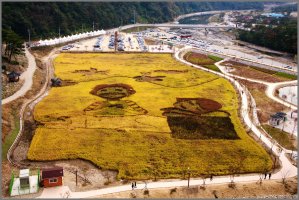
[119,23,236,31]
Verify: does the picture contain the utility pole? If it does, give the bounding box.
[134,9,136,24]
[93,21,95,32]
[59,26,61,38]
[187,167,190,188]
[27,29,30,47]
[75,170,78,186]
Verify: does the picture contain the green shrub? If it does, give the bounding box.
[208,55,223,62]
[274,72,297,80]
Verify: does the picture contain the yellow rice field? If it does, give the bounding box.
[28,53,272,180]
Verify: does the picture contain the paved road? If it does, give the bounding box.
[2,48,37,105]
[174,9,252,22]
[120,23,234,29]
[37,47,297,198]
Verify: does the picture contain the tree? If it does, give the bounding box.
[2,29,25,62]
[103,171,112,185]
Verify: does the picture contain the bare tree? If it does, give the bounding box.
[200,175,207,190]
[81,167,89,186]
[178,150,187,179]
[103,171,111,185]
[280,168,290,185]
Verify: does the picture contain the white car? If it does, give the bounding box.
[292,152,297,160]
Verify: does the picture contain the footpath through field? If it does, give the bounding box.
[214,60,297,110]
[37,47,297,199]
[2,47,37,105]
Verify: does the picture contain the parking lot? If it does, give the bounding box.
[62,31,174,53]
[58,27,297,73]
[136,27,297,72]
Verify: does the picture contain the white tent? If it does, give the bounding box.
[35,28,106,47]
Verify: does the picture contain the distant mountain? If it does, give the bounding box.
[2,2,264,40]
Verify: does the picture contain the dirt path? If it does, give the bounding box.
[2,48,37,105]
[95,178,297,198]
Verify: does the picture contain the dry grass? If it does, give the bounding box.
[94,178,297,198]
[222,61,292,82]
[238,80,287,123]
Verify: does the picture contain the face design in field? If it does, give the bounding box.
[85,83,147,116]
[161,98,239,140]
[90,83,136,101]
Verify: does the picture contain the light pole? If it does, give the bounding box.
[292,118,297,138]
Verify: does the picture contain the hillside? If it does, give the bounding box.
[2,2,263,41]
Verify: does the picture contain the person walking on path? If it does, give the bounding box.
[131,183,134,190]
[134,182,137,188]
[210,175,213,181]
[269,173,271,179]
[264,173,267,179]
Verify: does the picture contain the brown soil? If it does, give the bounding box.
[30,46,56,58]
[2,76,24,99]
[162,98,223,116]
[222,61,289,82]
[73,68,109,76]
[90,83,136,100]
[93,177,297,198]
[60,80,78,87]
[184,52,216,66]
[238,80,288,123]
[144,38,157,45]
[134,75,165,82]
[2,53,28,99]
[1,48,49,196]
[185,52,209,59]
[154,69,188,74]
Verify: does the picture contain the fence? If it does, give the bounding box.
[9,172,14,196]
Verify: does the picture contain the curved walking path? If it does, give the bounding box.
[2,47,37,105]
[6,49,58,165]
[37,46,297,198]
[214,58,297,110]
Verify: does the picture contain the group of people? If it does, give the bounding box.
[264,173,272,179]
[131,182,137,190]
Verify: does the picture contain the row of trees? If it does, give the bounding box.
[2,29,25,63]
[237,18,297,54]
[2,2,263,40]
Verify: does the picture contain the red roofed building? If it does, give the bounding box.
[41,167,63,187]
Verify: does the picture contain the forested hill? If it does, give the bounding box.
[2,2,263,40]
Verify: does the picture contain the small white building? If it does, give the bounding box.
[291,110,297,119]
[9,168,39,196]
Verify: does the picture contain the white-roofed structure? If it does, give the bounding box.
[33,29,106,47]
[9,168,40,196]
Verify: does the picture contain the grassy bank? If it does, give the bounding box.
[2,113,20,160]
[262,124,296,151]
[184,52,222,72]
